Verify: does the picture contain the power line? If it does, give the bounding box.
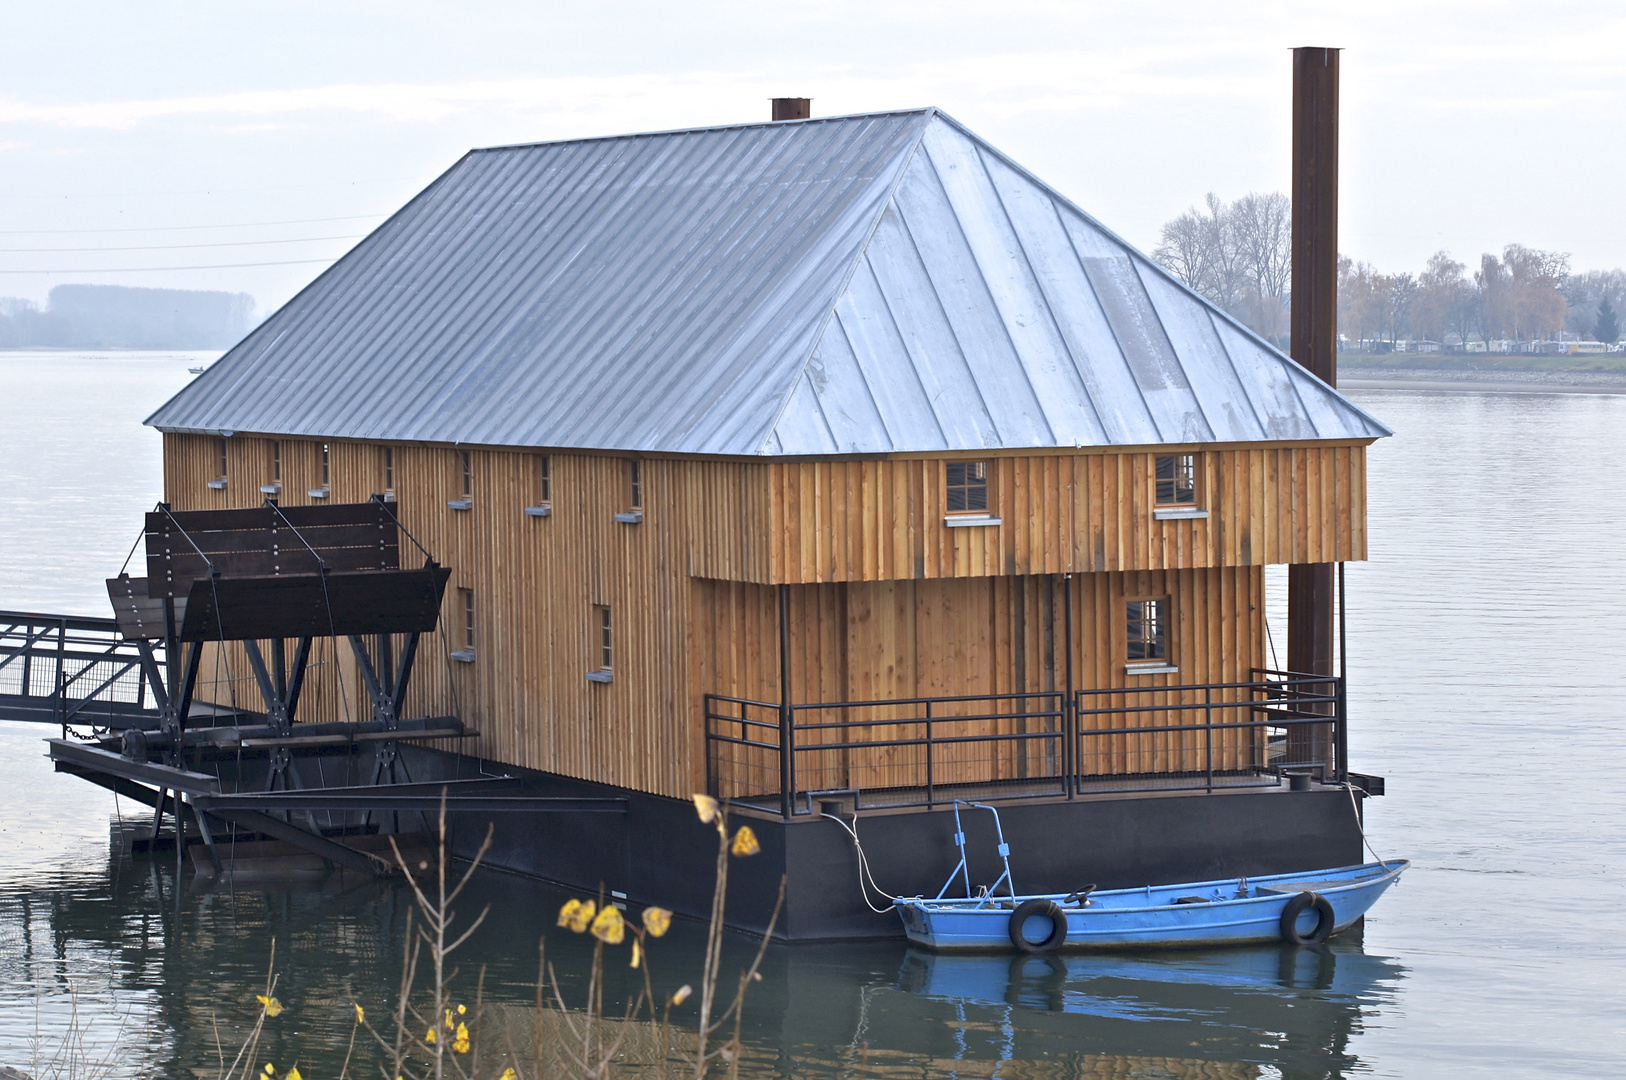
[0,214,387,236]
[0,257,339,274]
[0,233,363,254]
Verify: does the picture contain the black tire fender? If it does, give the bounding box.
[1008,898,1068,953]
[1279,890,1336,945]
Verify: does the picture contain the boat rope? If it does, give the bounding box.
[820,812,899,914]
[1342,781,1394,871]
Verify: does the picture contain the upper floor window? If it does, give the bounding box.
[1126,599,1168,662]
[537,455,552,505]
[460,451,473,499]
[1155,454,1197,506]
[628,459,642,511]
[271,441,282,486]
[217,437,229,480]
[462,588,476,651]
[320,442,331,488]
[946,461,989,514]
[383,446,395,494]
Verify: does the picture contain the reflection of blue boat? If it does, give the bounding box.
[895,802,1407,952]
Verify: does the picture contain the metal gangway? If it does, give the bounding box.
[0,610,166,733]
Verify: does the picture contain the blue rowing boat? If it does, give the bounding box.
[895,802,1407,952]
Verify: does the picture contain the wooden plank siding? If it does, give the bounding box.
[694,568,1263,798]
[769,446,1368,581]
[163,433,1360,798]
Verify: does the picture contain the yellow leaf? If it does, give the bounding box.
[590,904,626,945]
[263,1066,275,1077]
[630,939,643,969]
[558,898,596,933]
[730,825,761,857]
[641,907,672,938]
[444,1008,454,1029]
[354,1004,365,1024]
[453,1022,470,1053]
[456,1003,466,1015]
[500,1070,518,1080]
[288,1069,303,1080]
[671,984,692,1006]
[692,794,719,824]
[425,1027,437,1044]
[256,995,284,1018]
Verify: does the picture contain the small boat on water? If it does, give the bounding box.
[896,802,1407,953]
[188,365,207,374]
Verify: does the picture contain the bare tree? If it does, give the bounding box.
[1153,191,1288,346]
[1411,252,1470,346]
[1560,268,1626,339]
[1478,245,1568,343]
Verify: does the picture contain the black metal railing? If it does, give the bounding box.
[0,611,161,734]
[704,669,1344,817]
[705,691,1068,817]
[1073,669,1345,795]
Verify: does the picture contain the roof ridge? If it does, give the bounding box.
[468,107,938,156]
[753,108,939,455]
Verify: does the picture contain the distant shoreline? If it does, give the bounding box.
[1339,366,1626,395]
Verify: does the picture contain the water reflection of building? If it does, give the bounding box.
[0,851,1403,1080]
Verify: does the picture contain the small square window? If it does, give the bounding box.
[1155,455,1197,506]
[946,461,989,514]
[538,455,551,505]
[1126,599,1167,662]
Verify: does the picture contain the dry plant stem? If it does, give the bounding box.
[389,791,495,1080]
[700,878,784,1074]
[692,811,731,1080]
[222,940,279,1080]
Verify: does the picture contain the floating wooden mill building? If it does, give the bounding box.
[23,90,1390,937]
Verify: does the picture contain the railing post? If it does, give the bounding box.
[55,619,67,738]
[1335,675,1349,785]
[1337,561,1350,785]
[1063,574,1075,799]
[925,700,934,809]
[703,695,715,798]
[1204,685,1214,793]
[778,584,793,820]
[20,621,33,701]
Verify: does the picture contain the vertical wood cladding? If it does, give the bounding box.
[164,434,1356,796]
[768,446,1367,582]
[694,568,1264,789]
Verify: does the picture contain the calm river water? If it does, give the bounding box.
[1,352,1623,1079]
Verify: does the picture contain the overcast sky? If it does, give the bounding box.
[2,1,1622,314]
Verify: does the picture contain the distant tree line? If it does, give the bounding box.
[1154,192,1621,351]
[0,284,257,349]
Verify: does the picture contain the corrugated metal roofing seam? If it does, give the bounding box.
[147,107,1388,457]
[926,110,1391,440]
[752,109,939,457]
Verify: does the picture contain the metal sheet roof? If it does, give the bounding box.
[147,109,1389,455]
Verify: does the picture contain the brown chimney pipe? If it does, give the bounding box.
[1287,47,1339,771]
[771,98,811,121]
